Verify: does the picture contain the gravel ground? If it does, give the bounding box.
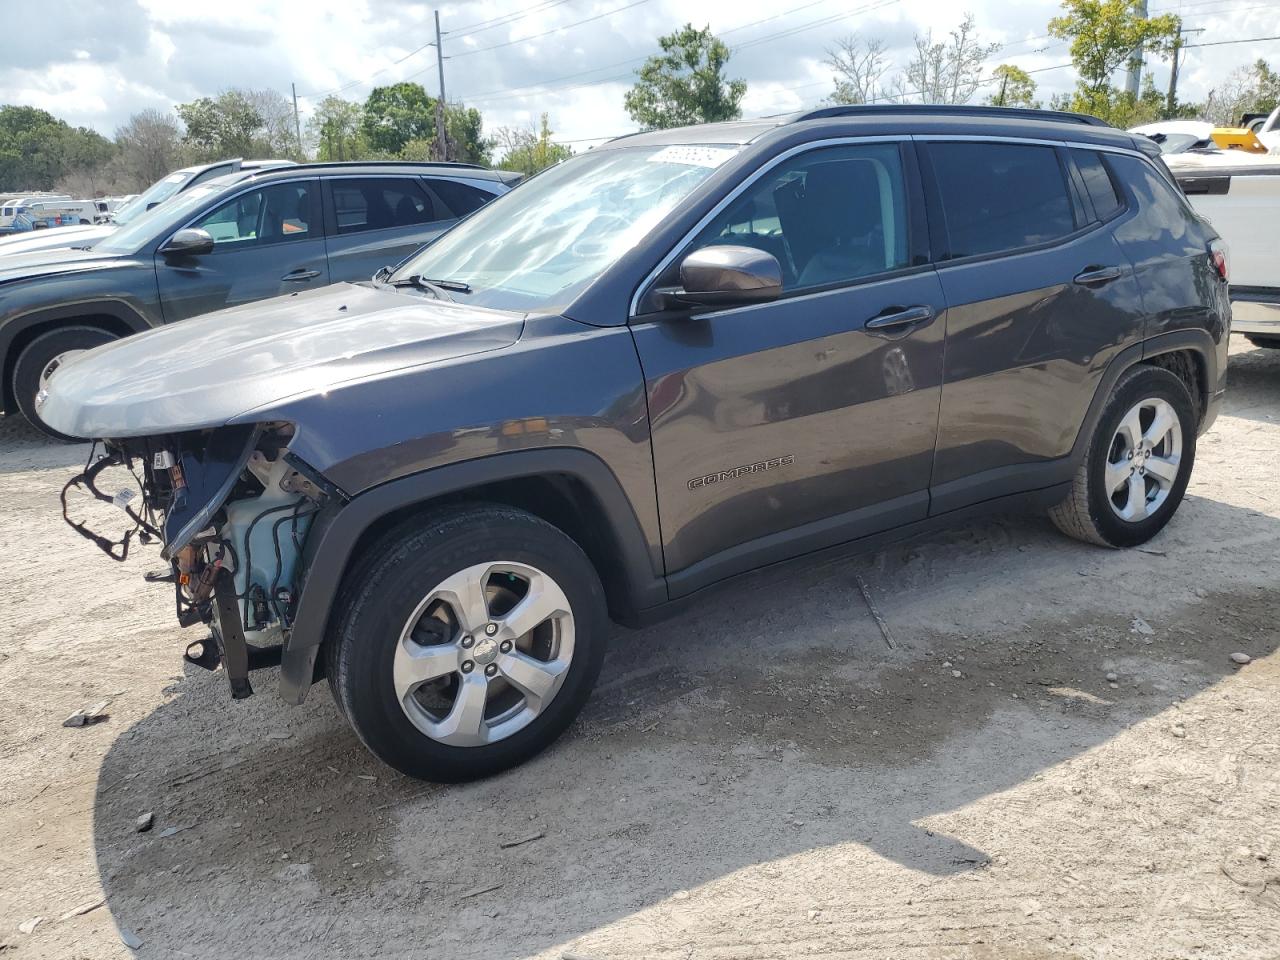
[1,338,1277,960]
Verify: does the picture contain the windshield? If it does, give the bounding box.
[388,144,741,312]
[95,184,223,254]
[110,170,195,225]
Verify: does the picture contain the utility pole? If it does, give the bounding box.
[1165,21,1204,118]
[291,82,304,159]
[1125,0,1147,98]
[996,71,1009,107]
[432,9,449,162]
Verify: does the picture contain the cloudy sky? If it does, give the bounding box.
[3,0,1279,148]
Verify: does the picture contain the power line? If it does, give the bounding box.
[448,0,654,60]
[1184,33,1280,45]
[465,0,900,105]
[446,0,575,40]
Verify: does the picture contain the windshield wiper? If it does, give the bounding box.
[389,274,472,299]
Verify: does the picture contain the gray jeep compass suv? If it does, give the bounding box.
[40,106,1230,782]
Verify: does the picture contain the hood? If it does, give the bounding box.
[0,223,112,256]
[38,282,525,439]
[0,246,132,286]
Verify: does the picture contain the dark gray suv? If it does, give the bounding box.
[40,106,1230,782]
[1,161,519,439]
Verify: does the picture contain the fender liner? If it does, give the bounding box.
[278,448,666,705]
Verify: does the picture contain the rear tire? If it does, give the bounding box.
[12,325,116,442]
[1245,335,1280,349]
[1050,365,1197,548]
[326,503,608,782]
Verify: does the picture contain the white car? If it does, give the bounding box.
[1168,151,1280,347]
[1131,110,1280,155]
[0,159,294,257]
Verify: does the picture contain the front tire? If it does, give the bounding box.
[12,325,116,442]
[326,503,608,782]
[1050,365,1197,548]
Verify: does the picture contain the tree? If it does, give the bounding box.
[114,109,182,185]
[987,65,1040,108]
[177,91,264,159]
[242,88,302,159]
[0,105,117,191]
[1200,59,1280,126]
[1049,0,1180,118]
[901,14,998,104]
[362,82,435,155]
[308,96,366,161]
[492,114,573,176]
[624,24,746,129]
[825,35,890,105]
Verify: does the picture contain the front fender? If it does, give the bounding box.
[278,447,667,705]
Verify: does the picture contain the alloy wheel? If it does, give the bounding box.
[392,561,574,747]
[1104,397,1183,522]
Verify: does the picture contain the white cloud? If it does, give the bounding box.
[2,0,1278,145]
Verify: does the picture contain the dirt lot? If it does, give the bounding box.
[1,338,1278,960]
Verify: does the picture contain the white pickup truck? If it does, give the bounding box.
[1167,151,1280,348]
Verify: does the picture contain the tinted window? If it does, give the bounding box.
[930,142,1075,258]
[684,142,910,291]
[330,178,435,234]
[429,179,495,218]
[192,182,314,248]
[1074,150,1123,221]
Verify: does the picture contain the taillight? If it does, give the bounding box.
[1210,240,1229,283]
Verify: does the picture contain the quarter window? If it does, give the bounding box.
[683,143,910,292]
[1074,150,1124,221]
[428,178,495,218]
[330,178,436,235]
[929,142,1076,258]
[192,182,314,248]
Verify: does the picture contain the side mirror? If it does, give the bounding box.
[660,245,783,311]
[159,228,215,258]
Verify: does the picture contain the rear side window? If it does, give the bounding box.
[929,142,1076,258]
[1074,150,1123,221]
[330,178,436,235]
[428,179,495,218]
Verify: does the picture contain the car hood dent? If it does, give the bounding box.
[39,283,525,438]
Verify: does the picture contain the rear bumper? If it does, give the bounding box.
[1230,289,1280,336]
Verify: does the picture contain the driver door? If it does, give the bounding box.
[156,178,328,324]
[629,141,946,595]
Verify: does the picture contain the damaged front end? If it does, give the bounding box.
[62,423,341,700]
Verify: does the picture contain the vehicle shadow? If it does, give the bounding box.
[87,490,1280,958]
[0,412,89,474]
[1219,339,1280,426]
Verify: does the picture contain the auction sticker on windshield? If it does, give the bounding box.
[646,145,739,168]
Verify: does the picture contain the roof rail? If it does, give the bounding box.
[790,104,1111,127]
[259,160,488,173]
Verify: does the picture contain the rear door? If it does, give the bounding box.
[630,140,946,592]
[920,138,1146,512]
[156,178,328,324]
[321,176,456,281]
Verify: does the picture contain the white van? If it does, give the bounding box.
[0,194,72,232]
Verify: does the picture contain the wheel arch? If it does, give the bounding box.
[279,448,668,705]
[1,302,148,415]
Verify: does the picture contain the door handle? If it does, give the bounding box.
[865,305,936,336]
[282,269,321,282]
[1073,265,1122,286]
